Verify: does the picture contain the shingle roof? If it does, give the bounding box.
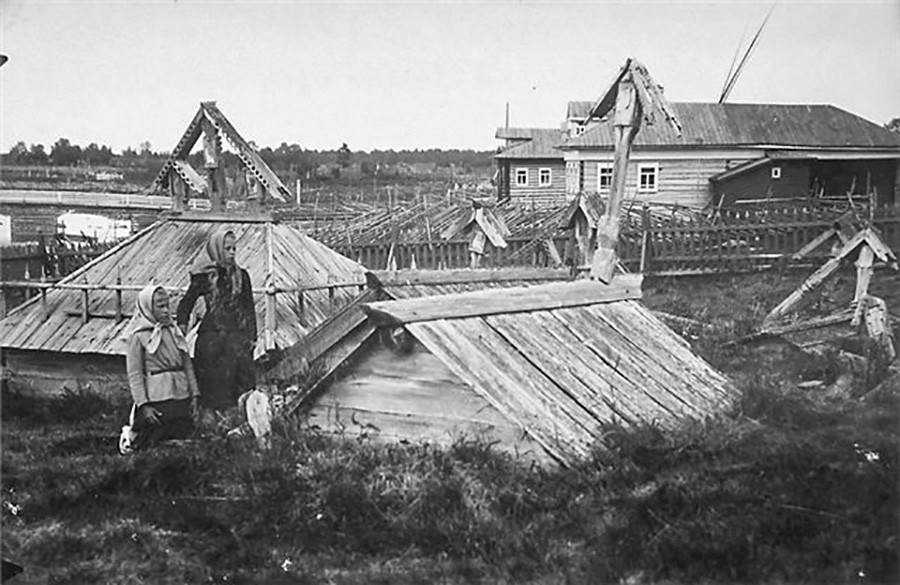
[494,128,566,160]
[562,103,900,150]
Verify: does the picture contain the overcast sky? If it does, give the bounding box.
[1,0,898,153]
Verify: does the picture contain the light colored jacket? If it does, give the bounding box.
[126,327,199,407]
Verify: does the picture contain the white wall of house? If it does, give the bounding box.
[563,149,763,208]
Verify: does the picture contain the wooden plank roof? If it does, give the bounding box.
[388,285,737,465]
[0,216,366,358]
[267,270,736,465]
[562,103,900,150]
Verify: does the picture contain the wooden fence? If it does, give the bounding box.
[335,204,900,274]
[1,240,115,311]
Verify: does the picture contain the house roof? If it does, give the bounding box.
[562,103,900,150]
[359,275,738,465]
[0,214,366,358]
[495,128,567,160]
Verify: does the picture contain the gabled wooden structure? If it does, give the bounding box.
[763,226,898,330]
[149,102,292,209]
[266,269,737,466]
[440,201,511,268]
[560,192,605,269]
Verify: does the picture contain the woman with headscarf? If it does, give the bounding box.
[176,230,257,411]
[125,285,199,450]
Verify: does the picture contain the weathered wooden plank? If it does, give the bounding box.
[548,306,703,421]
[600,302,736,409]
[364,275,643,324]
[485,312,633,427]
[408,319,585,464]
[370,267,571,287]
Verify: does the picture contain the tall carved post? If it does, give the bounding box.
[591,73,640,282]
[202,118,225,212]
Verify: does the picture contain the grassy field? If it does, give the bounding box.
[2,269,898,584]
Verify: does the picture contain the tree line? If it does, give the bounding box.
[3,138,496,174]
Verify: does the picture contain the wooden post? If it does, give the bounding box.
[592,73,639,282]
[115,273,123,323]
[202,118,225,212]
[852,244,875,326]
[265,222,276,352]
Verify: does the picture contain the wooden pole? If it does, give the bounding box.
[265,222,276,352]
[591,74,640,282]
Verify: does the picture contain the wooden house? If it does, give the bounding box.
[561,102,900,208]
[268,269,738,466]
[494,127,568,205]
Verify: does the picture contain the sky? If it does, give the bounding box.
[1,0,898,154]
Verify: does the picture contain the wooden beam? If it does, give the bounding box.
[369,267,572,287]
[363,274,643,324]
[591,74,640,282]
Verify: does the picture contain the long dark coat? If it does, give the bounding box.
[176,267,257,410]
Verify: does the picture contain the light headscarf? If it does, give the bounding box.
[127,284,189,354]
[190,230,243,296]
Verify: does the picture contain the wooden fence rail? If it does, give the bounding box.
[335,205,900,273]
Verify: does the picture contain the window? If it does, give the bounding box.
[638,163,658,193]
[597,163,613,193]
[539,168,551,186]
[771,166,782,179]
[515,168,528,186]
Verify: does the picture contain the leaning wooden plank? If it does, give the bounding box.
[370,267,571,287]
[790,228,836,260]
[364,274,643,324]
[268,289,378,381]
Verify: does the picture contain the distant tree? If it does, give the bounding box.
[6,141,28,164]
[886,117,900,133]
[82,143,113,167]
[49,138,81,166]
[29,144,48,165]
[337,142,352,168]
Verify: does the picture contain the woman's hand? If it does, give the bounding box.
[140,405,163,426]
[190,396,201,420]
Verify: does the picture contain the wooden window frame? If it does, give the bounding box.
[515,168,528,187]
[538,167,552,187]
[638,163,659,193]
[597,163,613,193]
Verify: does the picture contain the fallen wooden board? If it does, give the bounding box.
[363,274,643,324]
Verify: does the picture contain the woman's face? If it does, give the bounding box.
[223,234,237,265]
[151,289,170,323]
